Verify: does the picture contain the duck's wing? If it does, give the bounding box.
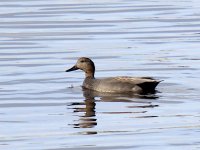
[113,76,162,93]
[113,76,159,84]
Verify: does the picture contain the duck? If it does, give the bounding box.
[66,57,162,94]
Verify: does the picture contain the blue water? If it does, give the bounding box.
[0,0,200,150]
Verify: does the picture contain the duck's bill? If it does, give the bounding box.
[66,66,79,72]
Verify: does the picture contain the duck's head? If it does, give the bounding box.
[66,57,95,78]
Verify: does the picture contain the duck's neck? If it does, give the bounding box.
[85,71,95,78]
[84,61,95,78]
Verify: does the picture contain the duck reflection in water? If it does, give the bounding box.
[68,87,159,131]
[68,90,97,129]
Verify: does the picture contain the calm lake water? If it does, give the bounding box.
[0,0,200,150]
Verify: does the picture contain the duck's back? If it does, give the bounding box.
[83,76,160,94]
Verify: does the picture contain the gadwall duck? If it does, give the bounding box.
[66,57,161,94]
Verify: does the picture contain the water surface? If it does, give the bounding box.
[0,0,200,150]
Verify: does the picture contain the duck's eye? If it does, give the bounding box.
[80,60,85,63]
